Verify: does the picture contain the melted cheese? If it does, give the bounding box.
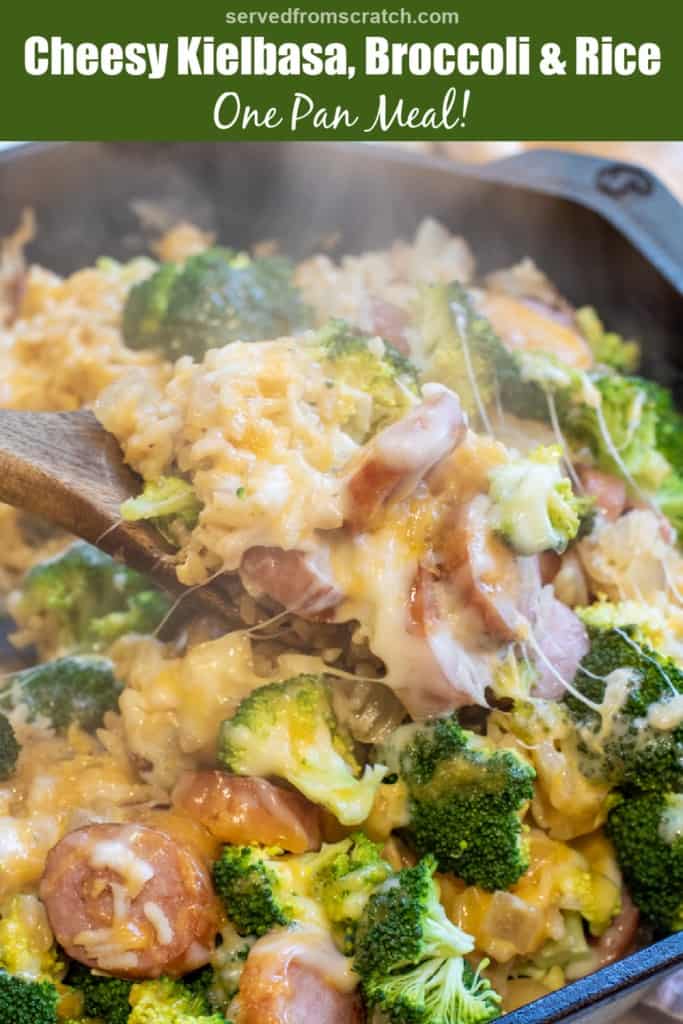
[89,837,154,898]
[648,693,683,731]
[96,338,361,582]
[143,901,174,946]
[253,926,358,994]
[331,525,436,710]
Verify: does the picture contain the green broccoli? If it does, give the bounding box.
[0,895,64,985]
[495,347,581,424]
[576,600,670,652]
[562,373,672,495]
[411,280,520,423]
[0,892,67,1024]
[380,717,535,891]
[212,845,295,937]
[510,367,683,537]
[606,791,682,933]
[11,541,171,656]
[313,318,419,441]
[0,971,59,1024]
[643,377,683,478]
[363,957,501,1024]
[355,857,473,975]
[310,832,392,952]
[128,977,229,1024]
[213,835,390,948]
[488,445,594,555]
[123,248,310,358]
[122,262,180,351]
[653,473,683,538]
[120,476,202,546]
[355,857,501,1024]
[0,656,123,734]
[0,712,19,780]
[66,962,132,1024]
[575,307,641,374]
[567,627,683,792]
[218,675,387,826]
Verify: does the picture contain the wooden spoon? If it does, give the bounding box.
[0,407,240,623]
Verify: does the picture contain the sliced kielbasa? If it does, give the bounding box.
[172,772,321,854]
[235,929,364,1024]
[40,823,219,978]
[239,546,343,619]
[343,384,467,532]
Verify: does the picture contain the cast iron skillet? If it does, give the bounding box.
[0,141,682,1023]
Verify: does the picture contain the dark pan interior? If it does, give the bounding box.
[1,142,682,400]
[0,140,682,1022]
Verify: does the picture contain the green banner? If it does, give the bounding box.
[1,0,681,140]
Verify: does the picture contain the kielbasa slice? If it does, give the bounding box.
[172,772,321,853]
[40,823,219,978]
[235,929,364,1024]
[239,546,343,619]
[343,384,466,532]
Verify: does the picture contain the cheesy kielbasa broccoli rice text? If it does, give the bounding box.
[0,214,680,1024]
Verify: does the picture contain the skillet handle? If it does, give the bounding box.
[475,148,683,297]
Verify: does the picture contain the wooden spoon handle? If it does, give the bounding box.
[0,408,140,537]
[0,408,239,623]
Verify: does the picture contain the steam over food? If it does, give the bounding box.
[0,214,680,1024]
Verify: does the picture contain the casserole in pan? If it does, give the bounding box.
[0,141,681,1024]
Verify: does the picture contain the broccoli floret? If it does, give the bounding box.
[575,307,640,374]
[497,349,581,424]
[380,718,535,891]
[355,857,474,976]
[411,280,520,423]
[652,471,683,538]
[218,675,386,826]
[120,476,202,546]
[576,600,669,652]
[363,956,501,1024]
[213,835,391,948]
[0,895,64,985]
[66,962,132,1024]
[128,977,228,1024]
[0,656,123,734]
[562,374,672,494]
[0,971,59,1024]
[0,897,67,1020]
[314,319,418,441]
[11,541,171,655]
[606,791,683,933]
[123,248,310,358]
[643,377,683,478]
[488,445,593,555]
[310,833,392,952]
[411,281,580,429]
[355,857,501,1024]
[212,845,294,937]
[522,369,683,538]
[122,262,180,350]
[0,712,19,780]
[567,627,683,792]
